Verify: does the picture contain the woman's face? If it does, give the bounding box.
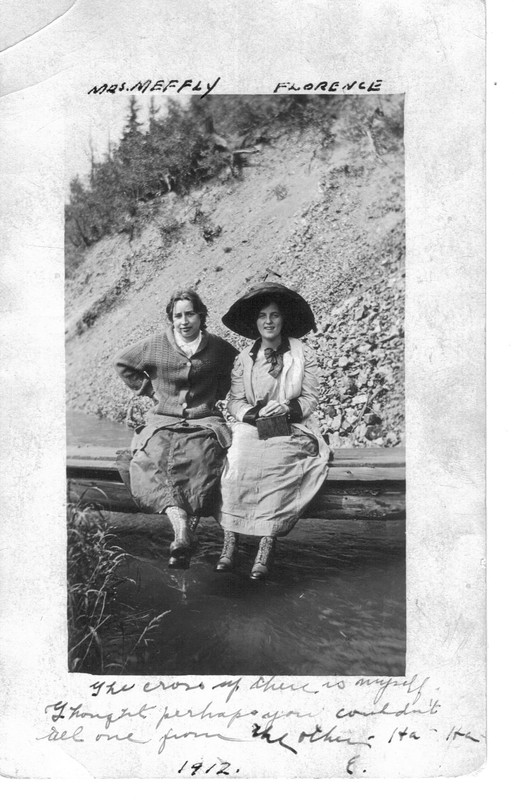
[256,301,284,344]
[172,299,202,341]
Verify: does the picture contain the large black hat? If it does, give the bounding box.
[222,282,317,339]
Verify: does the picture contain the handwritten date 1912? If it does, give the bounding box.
[178,759,239,776]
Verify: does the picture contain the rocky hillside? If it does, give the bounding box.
[66,96,404,448]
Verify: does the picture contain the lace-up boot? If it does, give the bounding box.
[215,530,238,572]
[250,536,275,581]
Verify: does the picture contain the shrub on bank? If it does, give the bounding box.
[67,503,168,673]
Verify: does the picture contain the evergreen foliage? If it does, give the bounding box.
[65,95,403,275]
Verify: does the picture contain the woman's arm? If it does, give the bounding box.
[226,355,255,421]
[216,341,240,400]
[114,340,154,397]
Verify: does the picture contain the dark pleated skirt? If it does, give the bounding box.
[128,425,225,516]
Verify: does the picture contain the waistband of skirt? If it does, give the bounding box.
[133,413,232,451]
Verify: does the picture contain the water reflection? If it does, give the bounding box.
[112,515,405,676]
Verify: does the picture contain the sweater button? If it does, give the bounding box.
[182,402,187,408]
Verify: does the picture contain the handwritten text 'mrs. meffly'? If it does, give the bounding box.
[88,78,221,98]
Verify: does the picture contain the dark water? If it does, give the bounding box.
[68,410,405,676]
[67,409,133,448]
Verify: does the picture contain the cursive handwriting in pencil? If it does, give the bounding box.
[157,728,245,755]
[251,723,298,755]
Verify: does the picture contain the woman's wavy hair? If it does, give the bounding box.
[252,294,293,338]
[166,288,208,330]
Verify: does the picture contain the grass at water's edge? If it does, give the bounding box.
[67,503,168,673]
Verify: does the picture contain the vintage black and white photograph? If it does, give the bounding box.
[1,0,487,780]
[65,93,406,677]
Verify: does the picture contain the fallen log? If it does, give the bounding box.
[67,445,406,521]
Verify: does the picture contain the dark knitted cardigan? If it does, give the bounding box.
[114,330,238,443]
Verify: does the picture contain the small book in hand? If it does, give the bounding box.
[256,413,291,440]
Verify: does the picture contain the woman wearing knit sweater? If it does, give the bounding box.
[216,283,330,580]
[114,289,238,568]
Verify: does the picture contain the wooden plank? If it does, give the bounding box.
[306,493,405,520]
[323,466,405,482]
[68,479,140,513]
[67,444,405,463]
[330,448,405,466]
[67,462,405,485]
[66,443,406,521]
[68,478,405,521]
[67,445,406,484]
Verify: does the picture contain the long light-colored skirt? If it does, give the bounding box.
[217,423,329,538]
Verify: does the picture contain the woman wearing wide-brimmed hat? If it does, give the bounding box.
[216,282,330,580]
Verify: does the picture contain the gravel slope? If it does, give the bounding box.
[66,98,404,448]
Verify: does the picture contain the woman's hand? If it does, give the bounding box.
[259,400,289,417]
